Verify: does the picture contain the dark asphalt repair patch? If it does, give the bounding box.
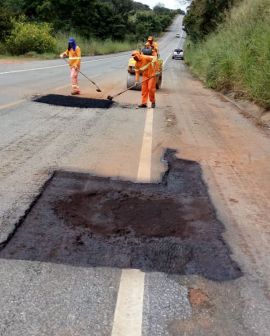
[0,150,242,281]
[34,94,113,109]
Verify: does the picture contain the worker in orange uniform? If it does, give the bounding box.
[60,38,81,95]
[145,41,152,51]
[147,36,159,56]
[132,50,158,108]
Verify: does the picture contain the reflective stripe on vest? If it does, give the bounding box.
[139,62,151,72]
[138,57,157,72]
[69,57,81,60]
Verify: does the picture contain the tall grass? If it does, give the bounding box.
[185,0,270,108]
[0,33,138,60]
[56,33,138,56]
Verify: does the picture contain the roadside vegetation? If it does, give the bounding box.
[1,1,183,58]
[184,0,270,108]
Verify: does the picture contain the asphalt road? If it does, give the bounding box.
[0,15,270,336]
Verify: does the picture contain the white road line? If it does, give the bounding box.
[111,107,154,336]
[53,74,100,91]
[0,64,68,75]
[0,54,128,76]
[53,84,71,92]
[178,29,184,49]
[111,269,145,336]
[163,52,172,66]
[0,99,26,111]
[137,108,154,182]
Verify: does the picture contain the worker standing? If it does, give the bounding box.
[147,36,159,56]
[132,50,158,108]
[60,38,81,95]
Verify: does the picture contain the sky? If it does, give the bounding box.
[135,0,187,10]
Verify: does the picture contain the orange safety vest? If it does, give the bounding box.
[135,55,157,80]
[64,46,81,70]
[149,41,159,55]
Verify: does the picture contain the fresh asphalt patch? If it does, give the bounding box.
[0,150,242,281]
[33,94,114,109]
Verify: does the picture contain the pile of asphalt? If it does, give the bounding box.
[0,150,242,281]
[34,94,113,109]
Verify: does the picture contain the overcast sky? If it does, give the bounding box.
[135,0,187,10]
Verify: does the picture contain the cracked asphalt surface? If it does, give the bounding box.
[0,15,270,336]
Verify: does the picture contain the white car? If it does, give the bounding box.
[176,33,180,38]
[172,48,184,60]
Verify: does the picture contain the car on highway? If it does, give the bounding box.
[176,33,180,38]
[172,48,184,60]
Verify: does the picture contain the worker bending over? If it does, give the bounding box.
[60,38,81,95]
[132,50,158,108]
[147,36,159,56]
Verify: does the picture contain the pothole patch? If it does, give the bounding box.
[0,150,242,281]
[33,94,114,109]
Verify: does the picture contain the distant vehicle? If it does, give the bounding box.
[182,25,186,32]
[176,33,180,38]
[172,48,184,60]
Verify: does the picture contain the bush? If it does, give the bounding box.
[0,8,14,42]
[184,0,235,42]
[6,22,56,55]
[185,0,270,108]
[56,33,137,56]
[133,11,175,41]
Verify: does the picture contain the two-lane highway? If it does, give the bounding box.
[1,15,270,336]
[0,16,180,107]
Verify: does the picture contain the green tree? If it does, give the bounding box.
[2,0,177,43]
[0,8,14,42]
[184,0,235,41]
[6,21,56,54]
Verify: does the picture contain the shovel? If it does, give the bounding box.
[107,72,161,101]
[63,58,102,93]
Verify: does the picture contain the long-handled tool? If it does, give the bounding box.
[63,58,102,93]
[107,72,161,101]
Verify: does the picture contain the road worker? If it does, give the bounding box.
[132,50,158,108]
[141,42,153,56]
[147,36,159,56]
[60,37,81,95]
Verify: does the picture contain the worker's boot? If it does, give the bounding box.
[151,102,156,108]
[138,104,147,108]
[71,90,80,95]
[71,85,80,95]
